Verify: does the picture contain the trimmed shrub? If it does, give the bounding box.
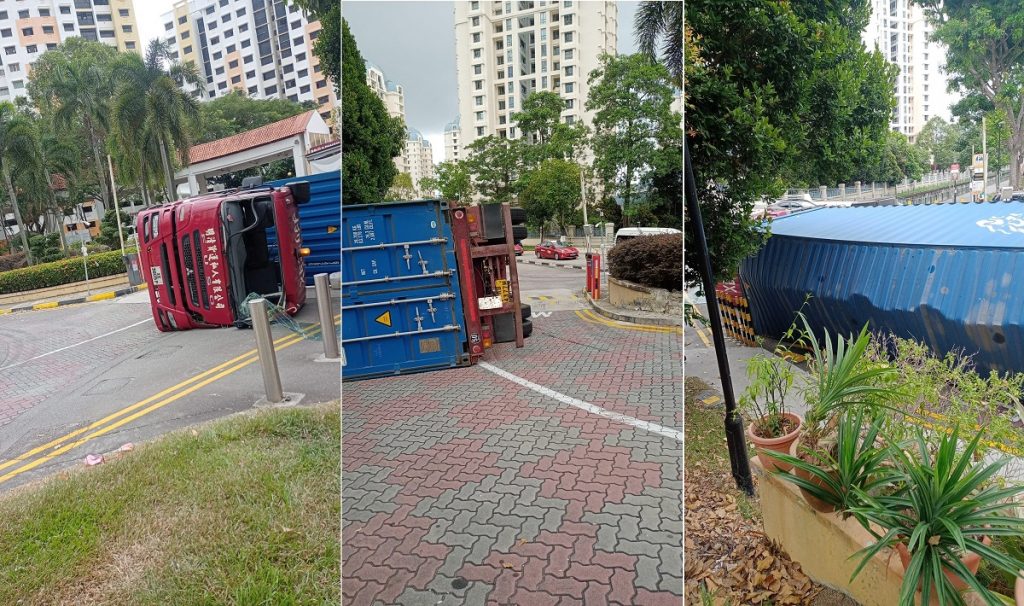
[608,233,683,292]
[0,250,127,294]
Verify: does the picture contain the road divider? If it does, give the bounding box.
[0,317,335,487]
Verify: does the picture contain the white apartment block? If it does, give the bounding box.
[862,0,955,142]
[444,115,461,162]
[454,0,616,154]
[160,0,336,124]
[0,0,140,103]
[400,128,433,198]
[367,61,404,120]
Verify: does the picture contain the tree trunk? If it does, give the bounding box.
[3,163,31,264]
[86,117,110,215]
[158,136,175,203]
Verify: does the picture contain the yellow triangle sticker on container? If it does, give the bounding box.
[375,311,392,327]
[327,225,338,234]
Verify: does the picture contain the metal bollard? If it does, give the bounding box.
[250,298,284,403]
[314,273,340,359]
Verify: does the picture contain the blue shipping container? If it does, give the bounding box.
[740,203,1024,374]
[267,170,340,284]
[341,200,469,381]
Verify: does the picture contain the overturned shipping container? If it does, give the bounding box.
[740,203,1024,374]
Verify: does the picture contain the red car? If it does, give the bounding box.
[535,240,579,260]
[514,242,524,256]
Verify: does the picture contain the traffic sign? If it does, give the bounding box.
[973,154,986,169]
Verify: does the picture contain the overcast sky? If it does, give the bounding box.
[343,1,640,163]
[137,1,175,51]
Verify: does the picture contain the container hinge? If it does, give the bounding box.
[403,244,412,270]
[417,251,429,274]
[426,298,437,322]
[414,307,424,332]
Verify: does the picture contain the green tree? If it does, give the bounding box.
[286,0,339,96]
[93,207,132,251]
[385,172,415,200]
[920,1,1024,188]
[0,103,40,262]
[111,40,203,203]
[586,53,680,225]
[512,91,587,168]
[634,1,683,86]
[465,135,522,204]
[419,161,473,202]
[28,38,119,215]
[685,0,895,286]
[520,159,581,236]
[341,19,404,204]
[913,117,962,170]
[193,90,315,144]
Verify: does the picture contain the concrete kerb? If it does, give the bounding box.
[518,257,585,271]
[585,290,683,327]
[0,283,148,315]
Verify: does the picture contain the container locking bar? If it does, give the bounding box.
[341,292,455,311]
[341,270,453,288]
[342,237,447,252]
[342,325,460,344]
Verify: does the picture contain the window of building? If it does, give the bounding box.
[472,32,480,43]
[97,13,110,21]
[541,59,547,72]
[229,74,241,85]
[208,20,217,29]
[63,7,73,16]
[164,22,173,31]
[210,36,219,44]
[318,95,329,104]
[41,8,54,17]
[178,16,187,24]
[2,47,11,55]
[63,23,74,32]
[220,0,228,5]
[183,45,192,54]
[263,70,275,81]
[498,100,506,110]
[17,10,28,19]
[471,1,479,8]
[293,36,303,46]
[283,63,294,74]
[248,86,258,94]
[292,20,302,30]
[474,64,482,75]
[226,44,235,52]
[565,65,574,76]
[541,75,547,87]
[563,14,572,25]
[475,111,484,120]
[261,55,273,65]
[564,49,573,60]
[285,78,295,88]
[118,8,129,17]
[125,41,135,49]
[565,115,574,124]
[295,51,305,61]
[217,81,227,90]
[239,23,248,32]
[9,63,18,72]
[21,27,33,36]
[509,96,514,108]
[228,59,238,69]
[41,25,56,35]
[222,14,230,23]
[475,95,483,106]
[564,82,573,93]
[99,30,113,38]
[181,30,189,39]
[565,99,574,109]
[237,8,246,16]
[472,48,481,60]
[476,126,485,136]
[242,40,251,50]
[206,6,214,14]
[215,66,224,74]
[47,43,56,50]
[472,16,480,26]
[564,32,573,43]
[94,0,109,5]
[265,85,277,94]
[245,69,255,78]
[300,84,310,93]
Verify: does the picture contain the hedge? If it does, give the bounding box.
[608,233,683,292]
[0,250,129,294]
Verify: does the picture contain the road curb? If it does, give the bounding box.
[585,292,683,327]
[0,283,148,315]
[518,258,585,271]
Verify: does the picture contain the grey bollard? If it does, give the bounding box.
[314,273,340,359]
[250,298,284,403]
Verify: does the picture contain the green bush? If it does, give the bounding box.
[0,250,127,294]
[28,233,66,264]
[608,233,683,291]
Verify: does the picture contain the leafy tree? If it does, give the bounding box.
[635,1,683,86]
[520,159,581,235]
[286,0,339,96]
[512,91,587,168]
[920,1,1024,188]
[586,53,680,225]
[950,95,1013,184]
[385,172,415,200]
[913,117,962,170]
[93,207,132,251]
[193,90,315,144]
[341,19,404,204]
[419,161,473,202]
[465,135,522,204]
[685,0,896,286]
[0,103,40,262]
[111,40,202,203]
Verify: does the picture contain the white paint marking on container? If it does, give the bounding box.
[0,319,151,371]
[479,361,683,442]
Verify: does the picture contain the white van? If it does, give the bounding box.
[614,227,682,246]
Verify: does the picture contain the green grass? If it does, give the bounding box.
[685,377,760,521]
[0,403,340,606]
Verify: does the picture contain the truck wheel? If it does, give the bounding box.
[510,207,527,224]
[520,303,531,320]
[512,225,528,241]
[522,318,533,338]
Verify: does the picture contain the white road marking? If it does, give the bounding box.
[0,319,151,371]
[479,362,683,442]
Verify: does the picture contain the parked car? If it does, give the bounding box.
[514,242,523,256]
[535,241,579,260]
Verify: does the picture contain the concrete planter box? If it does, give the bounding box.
[608,276,683,315]
[0,273,128,306]
[755,460,1004,606]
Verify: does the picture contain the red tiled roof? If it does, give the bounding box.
[188,111,316,165]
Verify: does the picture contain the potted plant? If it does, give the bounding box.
[739,354,802,473]
[772,408,895,515]
[849,427,1024,606]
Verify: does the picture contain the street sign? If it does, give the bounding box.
[971,179,985,192]
[973,154,986,170]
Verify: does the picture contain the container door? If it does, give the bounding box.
[341,200,468,380]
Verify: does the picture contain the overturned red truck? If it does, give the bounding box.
[136,180,311,331]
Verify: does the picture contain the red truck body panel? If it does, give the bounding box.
[136,186,306,331]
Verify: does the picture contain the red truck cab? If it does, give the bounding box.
[136,181,310,331]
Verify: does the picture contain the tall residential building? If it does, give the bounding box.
[366,62,404,119]
[444,115,461,162]
[0,0,140,103]
[454,0,616,154]
[399,128,434,197]
[160,0,336,124]
[862,0,955,142]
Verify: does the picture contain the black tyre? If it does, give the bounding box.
[520,303,532,321]
[510,207,527,225]
[492,312,516,343]
[522,318,533,338]
[512,225,528,241]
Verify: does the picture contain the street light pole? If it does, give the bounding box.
[684,137,754,496]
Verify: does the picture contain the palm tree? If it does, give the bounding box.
[0,103,41,263]
[635,1,683,87]
[112,40,202,203]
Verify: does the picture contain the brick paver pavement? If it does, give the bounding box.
[343,311,683,605]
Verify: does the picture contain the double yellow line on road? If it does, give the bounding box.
[574,309,682,334]
[0,319,333,487]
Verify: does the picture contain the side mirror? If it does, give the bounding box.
[289,181,311,205]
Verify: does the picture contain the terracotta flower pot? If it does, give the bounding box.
[747,412,802,473]
[894,536,991,593]
[789,438,838,513]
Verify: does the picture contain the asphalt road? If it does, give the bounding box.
[0,286,339,492]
